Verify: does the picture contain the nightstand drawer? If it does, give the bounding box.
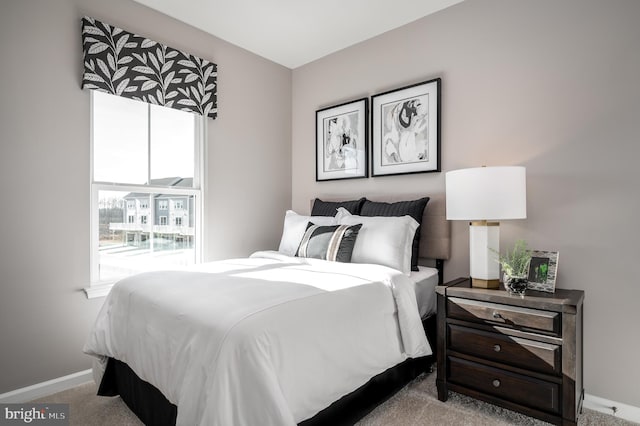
[447,297,561,335]
[448,324,561,375]
[448,357,560,414]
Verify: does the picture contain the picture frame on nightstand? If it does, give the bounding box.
[527,250,559,293]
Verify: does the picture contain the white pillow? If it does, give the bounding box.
[336,207,419,275]
[278,210,337,256]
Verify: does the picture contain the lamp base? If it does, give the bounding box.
[471,278,500,289]
[469,221,501,289]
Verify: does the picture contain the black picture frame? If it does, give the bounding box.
[315,98,369,181]
[370,78,441,177]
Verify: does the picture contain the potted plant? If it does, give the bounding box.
[493,239,532,297]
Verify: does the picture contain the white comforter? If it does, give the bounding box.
[84,251,431,425]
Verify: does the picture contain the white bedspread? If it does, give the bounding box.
[84,251,431,425]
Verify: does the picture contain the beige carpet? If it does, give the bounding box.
[357,373,637,426]
[32,372,636,425]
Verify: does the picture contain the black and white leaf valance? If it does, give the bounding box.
[81,17,217,119]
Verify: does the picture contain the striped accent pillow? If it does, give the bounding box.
[296,223,362,263]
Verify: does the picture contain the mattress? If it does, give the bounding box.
[411,266,439,318]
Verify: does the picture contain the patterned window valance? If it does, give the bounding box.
[81,17,217,119]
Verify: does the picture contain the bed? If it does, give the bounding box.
[84,195,450,425]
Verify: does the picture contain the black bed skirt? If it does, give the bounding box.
[97,315,437,426]
[98,358,177,425]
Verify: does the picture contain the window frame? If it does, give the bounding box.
[86,91,206,298]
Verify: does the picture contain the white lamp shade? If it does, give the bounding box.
[446,166,527,220]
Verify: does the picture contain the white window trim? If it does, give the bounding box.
[85,91,206,299]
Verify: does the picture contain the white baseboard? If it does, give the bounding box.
[0,370,93,403]
[584,393,640,423]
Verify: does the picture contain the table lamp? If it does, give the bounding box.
[445,166,527,288]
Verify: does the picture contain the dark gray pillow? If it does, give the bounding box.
[311,198,366,216]
[296,223,362,263]
[360,197,430,271]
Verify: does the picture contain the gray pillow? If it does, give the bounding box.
[311,198,366,216]
[296,223,362,263]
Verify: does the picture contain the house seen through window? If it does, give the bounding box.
[91,91,203,285]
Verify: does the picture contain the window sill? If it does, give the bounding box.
[84,282,115,299]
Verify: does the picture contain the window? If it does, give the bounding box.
[175,217,183,226]
[88,91,204,297]
[174,200,184,210]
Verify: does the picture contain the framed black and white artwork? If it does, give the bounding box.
[371,78,440,177]
[527,250,559,293]
[316,98,368,181]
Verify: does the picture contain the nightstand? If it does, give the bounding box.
[436,278,584,426]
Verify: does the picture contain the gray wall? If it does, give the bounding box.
[0,0,291,393]
[292,0,640,406]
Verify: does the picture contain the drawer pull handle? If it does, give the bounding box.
[492,311,503,320]
[493,344,501,352]
[492,379,501,388]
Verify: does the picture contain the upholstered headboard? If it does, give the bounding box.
[309,194,451,263]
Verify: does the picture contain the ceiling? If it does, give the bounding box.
[132,0,464,69]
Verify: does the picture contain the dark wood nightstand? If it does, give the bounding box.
[436,278,584,426]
